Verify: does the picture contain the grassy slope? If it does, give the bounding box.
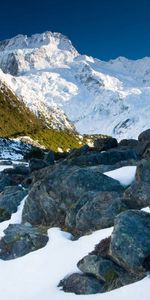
[0,83,83,151]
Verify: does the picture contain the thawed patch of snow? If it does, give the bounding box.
[104,166,136,187]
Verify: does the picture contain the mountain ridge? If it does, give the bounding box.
[0,31,150,139]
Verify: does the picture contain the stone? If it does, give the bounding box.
[119,139,139,148]
[1,167,29,188]
[0,223,48,260]
[122,159,150,209]
[22,164,123,227]
[58,273,104,294]
[123,182,150,209]
[77,255,144,291]
[138,129,150,142]
[29,158,49,172]
[68,144,90,158]
[66,191,127,235]
[0,186,28,222]
[109,210,150,272]
[45,151,55,164]
[135,159,150,183]
[94,138,118,151]
[67,148,138,167]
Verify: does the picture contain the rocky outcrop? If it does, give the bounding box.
[66,148,138,167]
[22,164,124,231]
[94,137,118,151]
[60,209,149,294]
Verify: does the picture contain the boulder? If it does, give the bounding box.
[138,129,150,142]
[123,182,150,209]
[78,255,118,282]
[135,158,150,183]
[67,148,138,167]
[77,255,144,291]
[22,164,123,227]
[0,173,13,192]
[142,147,150,158]
[0,223,48,260]
[68,144,90,158]
[0,186,28,222]
[109,210,150,272]
[66,191,127,235]
[122,159,150,209]
[94,138,118,151]
[45,151,55,164]
[58,273,104,294]
[119,139,139,148]
[0,167,29,189]
[29,158,49,172]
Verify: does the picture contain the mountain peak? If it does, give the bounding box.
[0,31,78,53]
[0,31,79,75]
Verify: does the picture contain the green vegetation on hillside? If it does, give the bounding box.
[0,83,84,151]
[0,82,109,152]
[0,83,41,137]
[30,128,82,152]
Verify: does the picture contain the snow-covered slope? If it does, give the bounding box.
[1,31,150,139]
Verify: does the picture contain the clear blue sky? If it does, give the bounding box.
[1,0,150,60]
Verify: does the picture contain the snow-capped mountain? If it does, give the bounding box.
[0,31,150,139]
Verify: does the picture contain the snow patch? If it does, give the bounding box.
[104,166,136,187]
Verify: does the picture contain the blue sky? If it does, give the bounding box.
[1,0,150,60]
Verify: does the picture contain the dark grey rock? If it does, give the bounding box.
[3,165,30,176]
[142,147,150,158]
[77,255,144,290]
[68,144,90,158]
[135,159,150,183]
[0,173,13,192]
[22,164,123,227]
[67,148,138,167]
[122,159,150,209]
[45,151,55,164]
[78,255,117,281]
[0,186,28,222]
[58,273,104,294]
[138,129,150,142]
[119,139,139,148]
[29,158,49,172]
[109,210,150,272]
[0,167,29,189]
[66,191,127,235]
[123,182,150,209]
[94,137,118,151]
[0,223,48,260]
